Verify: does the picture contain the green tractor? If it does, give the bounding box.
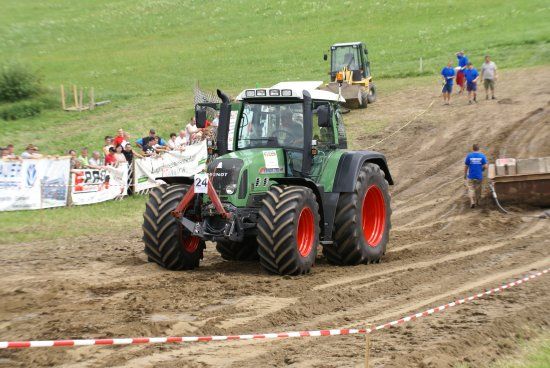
[142,82,393,275]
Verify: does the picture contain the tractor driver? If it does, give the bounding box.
[343,52,358,70]
[277,109,303,148]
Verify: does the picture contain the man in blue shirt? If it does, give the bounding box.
[456,51,469,93]
[464,144,488,208]
[463,62,480,104]
[441,60,455,105]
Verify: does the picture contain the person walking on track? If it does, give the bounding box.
[480,55,498,100]
[441,60,456,105]
[463,62,480,104]
[464,144,488,208]
[455,51,469,94]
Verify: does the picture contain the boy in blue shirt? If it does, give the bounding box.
[463,62,480,104]
[441,60,455,105]
[464,143,488,208]
[456,51,469,93]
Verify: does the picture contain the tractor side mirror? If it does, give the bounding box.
[195,108,207,128]
[323,53,327,61]
[317,105,332,127]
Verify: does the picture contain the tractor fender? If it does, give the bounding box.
[333,151,394,192]
[155,176,194,186]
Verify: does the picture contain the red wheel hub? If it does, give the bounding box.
[297,207,315,257]
[362,185,386,247]
[182,236,200,253]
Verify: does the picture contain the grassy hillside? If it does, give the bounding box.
[1,0,548,154]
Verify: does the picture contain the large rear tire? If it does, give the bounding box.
[216,238,259,261]
[257,186,320,275]
[142,184,205,270]
[323,163,391,265]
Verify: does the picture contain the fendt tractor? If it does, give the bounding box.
[142,82,393,275]
[321,41,376,109]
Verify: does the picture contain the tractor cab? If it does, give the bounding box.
[325,42,371,83]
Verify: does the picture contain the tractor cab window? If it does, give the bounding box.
[336,110,348,149]
[312,106,335,150]
[237,102,304,150]
[331,46,360,72]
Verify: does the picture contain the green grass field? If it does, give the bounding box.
[1,0,548,154]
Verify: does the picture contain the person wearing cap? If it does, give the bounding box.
[480,55,498,100]
[440,60,455,105]
[21,144,43,159]
[463,62,480,104]
[455,51,469,94]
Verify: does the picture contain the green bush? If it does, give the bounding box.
[0,100,43,120]
[0,63,42,102]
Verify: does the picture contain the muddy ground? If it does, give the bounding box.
[1,67,549,368]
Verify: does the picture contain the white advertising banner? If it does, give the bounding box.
[70,164,128,205]
[0,158,70,211]
[133,141,207,193]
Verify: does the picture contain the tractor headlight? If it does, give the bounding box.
[225,184,237,195]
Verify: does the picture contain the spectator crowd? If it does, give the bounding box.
[1,115,216,171]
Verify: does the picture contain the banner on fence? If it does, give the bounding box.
[133,141,207,193]
[0,158,70,211]
[70,164,128,205]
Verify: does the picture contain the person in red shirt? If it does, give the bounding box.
[105,147,117,165]
[113,128,125,147]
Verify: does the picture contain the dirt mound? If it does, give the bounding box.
[0,67,549,367]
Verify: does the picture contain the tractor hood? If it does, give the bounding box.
[207,148,286,204]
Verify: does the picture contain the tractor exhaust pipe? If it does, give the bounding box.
[216,89,231,156]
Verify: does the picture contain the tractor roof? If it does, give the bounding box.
[236,81,345,102]
[331,41,363,47]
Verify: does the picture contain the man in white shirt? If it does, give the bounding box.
[20,144,43,159]
[480,55,498,100]
[88,151,104,169]
[174,130,187,150]
[186,117,202,144]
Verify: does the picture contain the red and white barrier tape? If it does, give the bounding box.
[1,268,547,349]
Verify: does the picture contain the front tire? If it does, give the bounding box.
[324,163,391,265]
[257,186,320,275]
[142,184,205,270]
[367,83,377,103]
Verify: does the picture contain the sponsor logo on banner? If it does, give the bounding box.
[0,158,70,211]
[70,164,128,206]
[26,164,37,187]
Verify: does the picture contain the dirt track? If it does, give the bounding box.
[1,67,549,368]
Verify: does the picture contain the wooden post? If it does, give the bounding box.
[60,85,66,110]
[79,87,84,110]
[364,334,370,368]
[419,57,423,73]
[89,87,95,110]
[72,85,78,109]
